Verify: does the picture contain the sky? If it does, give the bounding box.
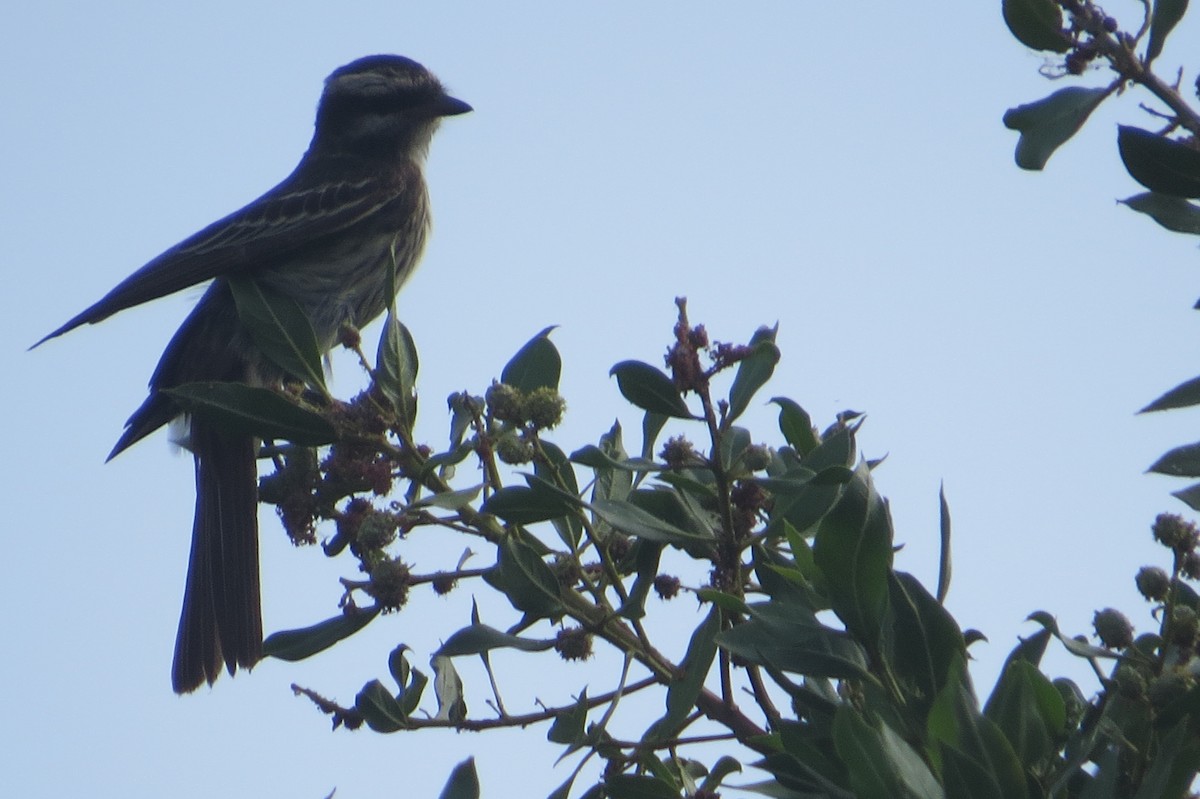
[4,2,1200,797]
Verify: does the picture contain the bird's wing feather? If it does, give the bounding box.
[33,172,396,346]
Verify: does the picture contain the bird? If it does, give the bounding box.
[33,55,471,693]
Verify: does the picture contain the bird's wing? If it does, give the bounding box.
[33,171,399,346]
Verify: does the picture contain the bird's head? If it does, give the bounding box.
[311,55,471,160]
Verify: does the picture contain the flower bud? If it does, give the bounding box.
[1135,566,1171,601]
[1093,608,1134,650]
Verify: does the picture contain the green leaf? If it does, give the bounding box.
[937,483,952,603]
[629,488,713,539]
[1119,126,1200,198]
[388,646,428,715]
[356,679,409,732]
[537,441,584,549]
[1003,87,1108,170]
[604,774,681,799]
[1002,0,1068,52]
[985,660,1066,766]
[591,420,634,505]
[409,483,483,511]
[698,757,743,794]
[1133,718,1200,799]
[813,462,893,648]
[1119,192,1200,235]
[481,484,574,524]
[547,689,589,746]
[646,608,721,741]
[591,497,714,549]
[1147,0,1189,63]
[432,654,467,723]
[483,534,562,618]
[833,707,945,799]
[569,445,660,472]
[610,360,693,419]
[436,623,555,657]
[262,606,380,661]
[1149,442,1200,477]
[695,588,751,616]
[438,758,480,799]
[226,273,327,392]
[375,313,418,431]
[1172,482,1200,511]
[715,601,871,679]
[727,328,780,424]
[928,656,1029,799]
[619,541,665,619]
[888,571,966,708]
[502,326,561,392]
[1141,375,1200,413]
[164,382,337,445]
[772,397,820,456]
[642,411,669,461]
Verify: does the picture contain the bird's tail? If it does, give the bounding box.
[171,419,262,693]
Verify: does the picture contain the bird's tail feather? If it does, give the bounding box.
[171,420,262,693]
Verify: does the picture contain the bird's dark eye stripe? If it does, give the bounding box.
[322,88,441,120]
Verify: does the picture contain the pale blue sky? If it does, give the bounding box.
[4,2,1200,796]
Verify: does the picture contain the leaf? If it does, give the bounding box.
[375,313,418,430]
[927,656,1029,799]
[772,397,820,456]
[642,411,669,461]
[226,273,327,392]
[1133,718,1200,799]
[813,462,894,648]
[698,757,743,794]
[1002,0,1068,52]
[1172,482,1200,511]
[502,326,561,392]
[547,689,589,746]
[1147,0,1189,63]
[937,483,952,603]
[610,360,693,419]
[1149,442,1200,477]
[888,571,966,709]
[715,601,871,679]
[481,484,575,524]
[591,497,714,549]
[982,660,1066,767]
[483,533,562,618]
[409,483,484,511]
[355,679,409,732]
[618,541,665,619]
[1140,375,1200,413]
[604,774,681,799]
[570,445,660,472]
[727,328,780,424]
[1118,126,1200,198]
[1119,192,1200,235]
[438,758,480,799]
[163,382,337,445]
[262,606,380,661]
[537,441,584,549]
[432,654,467,723]
[388,646,429,715]
[1003,88,1108,171]
[833,707,945,799]
[645,608,720,741]
[436,623,555,657]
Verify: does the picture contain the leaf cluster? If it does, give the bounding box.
[169,264,1200,797]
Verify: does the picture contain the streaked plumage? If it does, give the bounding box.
[35,55,470,692]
